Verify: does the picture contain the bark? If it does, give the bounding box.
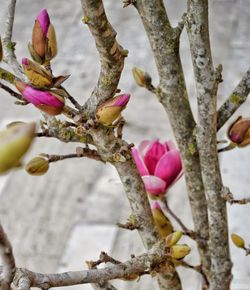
[186,1,232,289]
[134,0,210,281]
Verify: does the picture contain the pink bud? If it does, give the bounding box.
[112,94,130,107]
[152,201,161,210]
[36,9,50,36]
[15,81,64,116]
[22,57,29,65]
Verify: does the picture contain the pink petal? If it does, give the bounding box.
[144,140,166,174]
[131,148,149,176]
[164,169,184,192]
[142,175,166,194]
[154,149,182,186]
[24,86,63,107]
[36,9,50,35]
[112,94,130,107]
[138,140,152,156]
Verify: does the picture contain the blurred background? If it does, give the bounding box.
[0,1,249,289]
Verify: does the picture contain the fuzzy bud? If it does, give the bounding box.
[0,123,35,174]
[152,201,173,238]
[170,244,191,260]
[15,80,64,115]
[132,67,152,88]
[25,156,49,176]
[22,57,53,87]
[30,9,57,63]
[231,233,245,249]
[227,116,250,147]
[96,94,130,126]
[166,231,183,247]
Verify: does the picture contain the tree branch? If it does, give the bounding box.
[0,223,16,290]
[10,243,169,289]
[2,0,24,79]
[217,67,250,131]
[81,0,126,115]
[186,1,232,288]
[135,0,210,282]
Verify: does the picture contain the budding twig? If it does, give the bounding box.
[221,187,250,205]
[44,147,103,163]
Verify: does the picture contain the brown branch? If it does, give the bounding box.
[186,1,232,288]
[2,0,24,79]
[81,0,125,115]
[0,223,16,290]
[217,67,250,131]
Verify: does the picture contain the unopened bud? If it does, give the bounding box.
[15,81,64,116]
[231,233,245,249]
[0,123,35,174]
[166,231,183,247]
[170,244,191,260]
[31,9,57,63]
[96,94,130,126]
[22,57,53,87]
[0,36,3,62]
[228,116,250,147]
[152,201,173,238]
[25,156,49,176]
[132,67,152,88]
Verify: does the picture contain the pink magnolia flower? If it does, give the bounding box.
[15,81,64,116]
[132,139,183,197]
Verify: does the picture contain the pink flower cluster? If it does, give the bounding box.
[132,139,183,197]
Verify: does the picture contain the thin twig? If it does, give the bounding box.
[0,223,16,290]
[0,81,27,103]
[2,0,24,79]
[61,86,82,111]
[45,147,103,163]
[221,187,250,205]
[160,198,190,234]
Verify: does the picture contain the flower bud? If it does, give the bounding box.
[227,116,250,147]
[96,94,130,126]
[25,156,49,176]
[22,57,53,87]
[0,123,35,174]
[30,9,57,63]
[132,67,152,88]
[0,36,3,62]
[152,201,173,238]
[166,231,183,247]
[231,233,245,249]
[15,80,64,116]
[170,244,191,260]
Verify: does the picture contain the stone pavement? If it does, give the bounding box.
[0,1,249,289]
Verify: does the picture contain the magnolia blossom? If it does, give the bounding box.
[132,139,183,197]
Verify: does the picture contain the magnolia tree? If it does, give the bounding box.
[0,1,249,290]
